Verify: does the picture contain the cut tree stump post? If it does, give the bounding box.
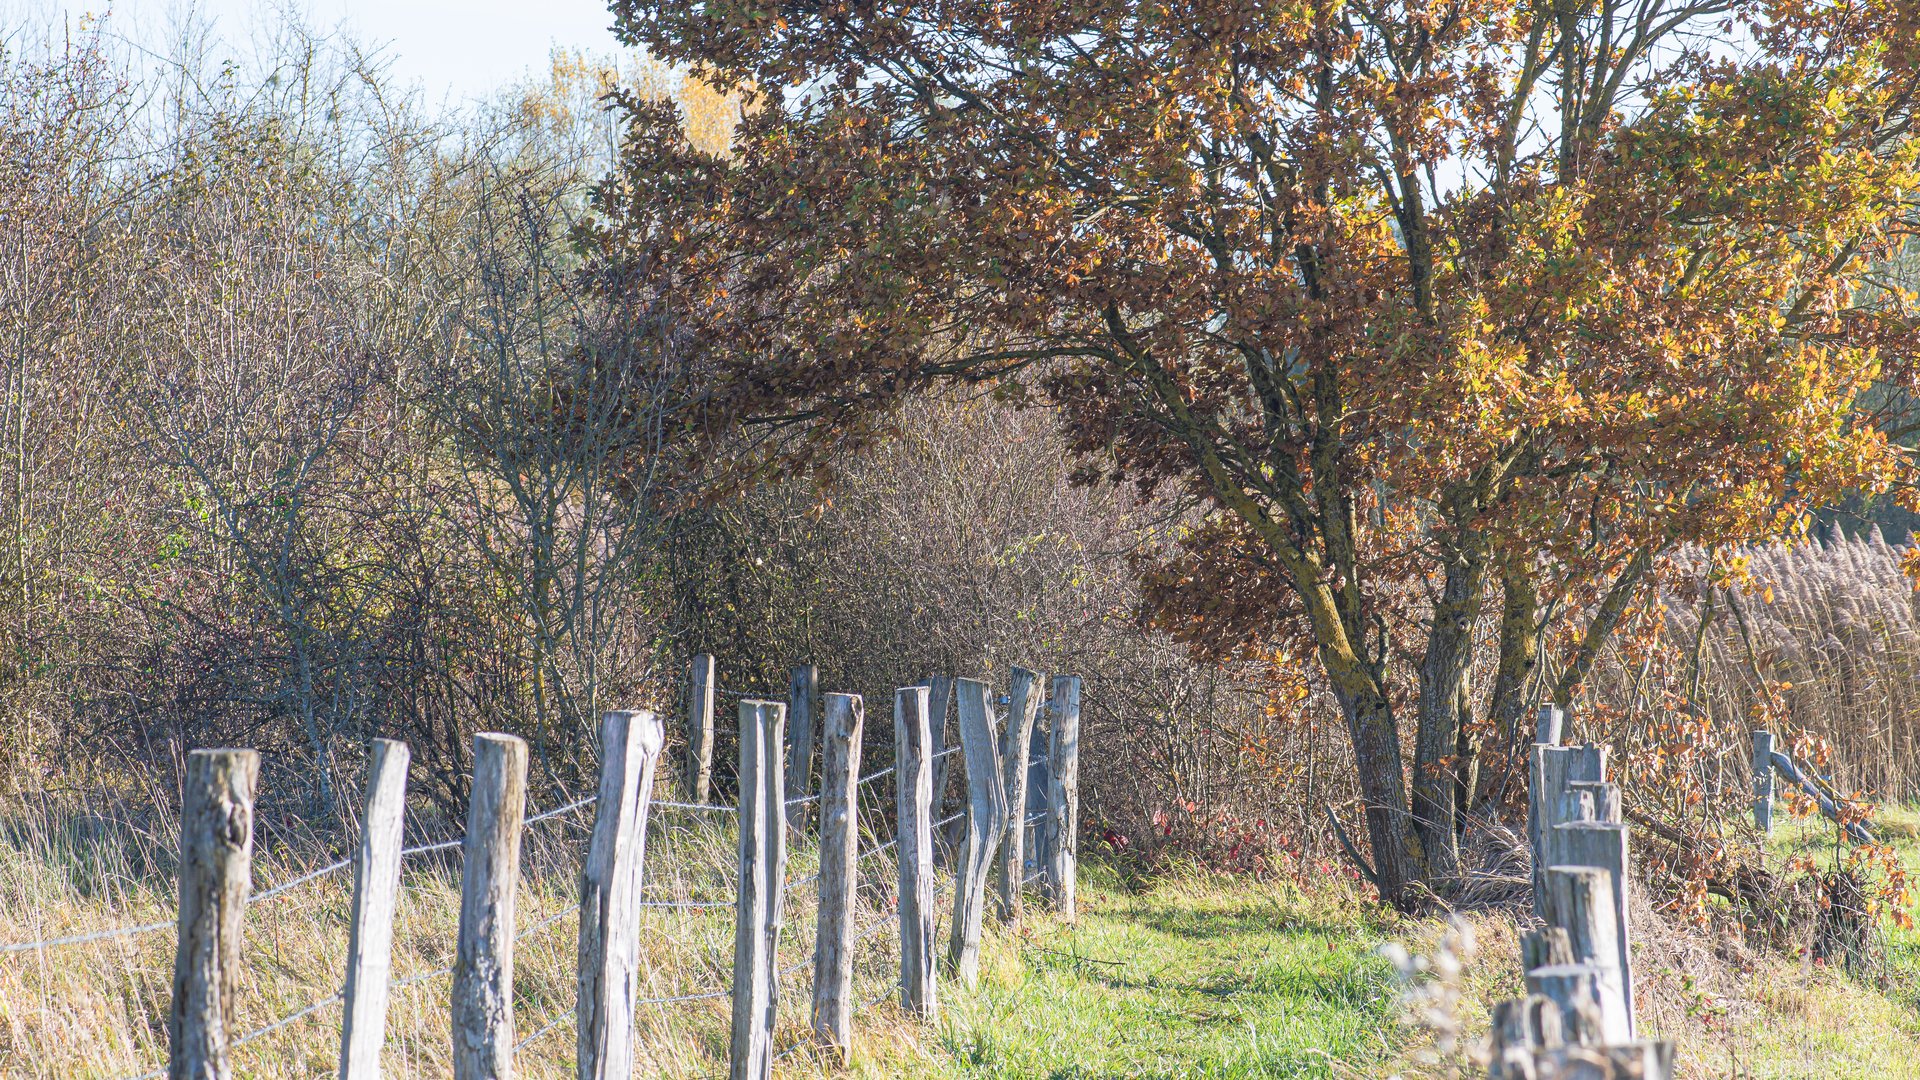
[1544,866,1632,1044]
[687,654,716,804]
[946,677,1005,987]
[996,666,1044,925]
[1524,963,1608,1047]
[1537,704,1565,746]
[787,665,818,836]
[339,739,409,1080]
[1026,693,1053,887]
[810,693,863,1059]
[926,675,957,867]
[1522,926,1574,973]
[452,733,528,1080]
[895,685,937,1018]
[1555,788,1596,825]
[1531,741,1607,917]
[1752,730,1775,835]
[168,748,259,1080]
[1548,820,1634,1037]
[1569,780,1622,825]
[577,710,664,1080]
[1043,674,1082,917]
[730,700,787,1080]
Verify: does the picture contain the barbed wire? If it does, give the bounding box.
[0,916,173,955]
[526,793,598,825]
[653,799,736,814]
[233,990,344,1048]
[514,1003,574,1052]
[855,764,896,789]
[249,855,353,906]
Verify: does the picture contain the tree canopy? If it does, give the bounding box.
[591,0,1920,905]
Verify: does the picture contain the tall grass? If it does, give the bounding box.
[1581,529,1920,819]
[0,780,917,1079]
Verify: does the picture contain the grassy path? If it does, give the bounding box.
[845,869,1405,1079]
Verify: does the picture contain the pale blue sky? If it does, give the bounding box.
[15,0,629,104]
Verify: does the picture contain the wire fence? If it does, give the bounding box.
[7,671,1066,1080]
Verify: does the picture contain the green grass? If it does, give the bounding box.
[837,866,1407,1080]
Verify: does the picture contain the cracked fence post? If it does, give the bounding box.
[339,739,409,1080]
[811,693,864,1060]
[452,733,529,1080]
[730,700,787,1080]
[946,677,1006,988]
[686,654,716,804]
[1043,675,1082,918]
[997,666,1045,926]
[787,664,818,836]
[896,685,937,1019]
[577,710,664,1080]
[1752,729,1775,835]
[168,748,259,1080]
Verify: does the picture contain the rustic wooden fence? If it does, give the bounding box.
[0,659,1083,1079]
[1495,705,1674,1079]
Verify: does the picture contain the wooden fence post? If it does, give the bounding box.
[168,748,259,1080]
[996,666,1045,925]
[577,711,665,1080]
[1522,963,1607,1046]
[452,733,529,1080]
[339,739,409,1080]
[1752,729,1775,835]
[896,685,937,1018]
[1536,704,1565,747]
[1531,741,1607,917]
[1043,675,1082,917]
[1544,866,1632,1044]
[730,700,787,1080]
[946,677,1006,987]
[687,654,717,804]
[787,665,818,835]
[1569,780,1622,825]
[1026,691,1053,883]
[1548,820,1634,1037]
[927,675,959,866]
[811,693,864,1059]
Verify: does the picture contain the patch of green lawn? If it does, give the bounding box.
[857,866,1404,1079]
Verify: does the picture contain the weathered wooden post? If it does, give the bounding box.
[339,739,409,1080]
[896,685,938,1018]
[787,665,818,835]
[1026,691,1053,882]
[577,711,665,1080]
[1523,964,1608,1046]
[997,666,1045,925]
[1752,729,1775,835]
[1544,866,1631,1044]
[946,677,1005,987]
[1531,740,1607,916]
[810,693,864,1059]
[1537,704,1565,746]
[730,700,787,1080]
[1569,780,1622,824]
[1043,674,1082,917]
[686,654,717,804]
[168,748,259,1080]
[927,675,960,865]
[1548,820,1634,1036]
[452,733,529,1080]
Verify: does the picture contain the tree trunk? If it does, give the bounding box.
[1477,558,1542,810]
[1331,680,1422,910]
[1412,552,1485,886]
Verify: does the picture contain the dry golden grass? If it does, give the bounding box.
[0,794,917,1080]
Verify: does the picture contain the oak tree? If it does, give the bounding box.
[591,0,1920,905]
